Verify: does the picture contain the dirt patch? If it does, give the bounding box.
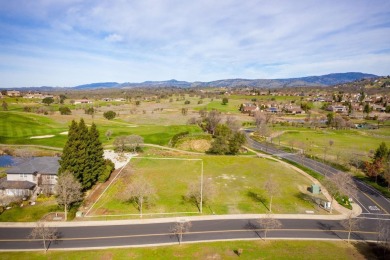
[176,139,211,152]
[99,252,114,260]
[81,166,126,216]
[41,212,65,221]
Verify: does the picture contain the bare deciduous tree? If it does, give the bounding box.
[28,222,58,252]
[264,175,280,212]
[55,171,83,221]
[170,220,192,245]
[113,136,128,153]
[186,177,216,212]
[205,110,222,135]
[323,172,357,213]
[105,130,113,140]
[119,176,155,218]
[377,219,390,255]
[226,116,241,133]
[257,213,282,240]
[340,212,360,243]
[113,135,144,153]
[253,111,265,129]
[14,149,34,159]
[127,135,144,152]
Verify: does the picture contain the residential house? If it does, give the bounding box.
[327,105,347,113]
[0,157,59,197]
[372,104,386,112]
[240,103,259,115]
[74,99,93,104]
[267,107,280,113]
[25,92,43,99]
[6,90,21,97]
[283,105,305,114]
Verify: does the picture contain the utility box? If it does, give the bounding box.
[311,184,321,194]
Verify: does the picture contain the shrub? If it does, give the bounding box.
[103,110,116,120]
[184,100,190,105]
[23,106,32,112]
[59,106,71,115]
[98,159,115,183]
[170,131,189,147]
[84,107,95,115]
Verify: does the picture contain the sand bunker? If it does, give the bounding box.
[60,131,68,135]
[30,135,55,139]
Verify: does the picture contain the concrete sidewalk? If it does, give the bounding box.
[0,210,357,228]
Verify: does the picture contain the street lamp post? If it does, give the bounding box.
[200,160,203,214]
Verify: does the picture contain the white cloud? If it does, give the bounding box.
[104,33,123,43]
[0,0,390,87]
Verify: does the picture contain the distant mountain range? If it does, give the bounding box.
[73,72,377,89]
[1,72,378,90]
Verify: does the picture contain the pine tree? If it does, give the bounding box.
[59,120,78,175]
[59,119,105,190]
[84,123,105,189]
[74,119,89,185]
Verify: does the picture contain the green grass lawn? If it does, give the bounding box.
[273,128,390,164]
[100,123,203,146]
[0,197,58,222]
[194,99,243,113]
[89,155,327,217]
[0,240,367,259]
[0,111,203,147]
[0,111,68,147]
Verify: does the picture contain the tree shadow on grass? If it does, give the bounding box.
[181,195,200,212]
[247,191,269,211]
[355,242,390,260]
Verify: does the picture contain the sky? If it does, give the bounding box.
[0,0,389,88]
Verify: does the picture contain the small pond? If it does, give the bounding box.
[0,155,16,167]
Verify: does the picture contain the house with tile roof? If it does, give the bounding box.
[0,157,59,197]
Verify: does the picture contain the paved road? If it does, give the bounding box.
[245,131,390,219]
[0,218,382,250]
[0,136,389,251]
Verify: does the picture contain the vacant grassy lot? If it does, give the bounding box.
[89,158,202,216]
[0,240,368,259]
[89,155,327,217]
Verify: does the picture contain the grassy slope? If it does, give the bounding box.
[274,128,390,163]
[0,241,367,260]
[0,111,203,147]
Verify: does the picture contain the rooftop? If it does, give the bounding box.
[6,157,60,175]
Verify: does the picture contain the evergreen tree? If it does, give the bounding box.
[208,124,246,155]
[84,123,105,189]
[229,132,246,154]
[374,142,388,161]
[59,120,79,176]
[59,119,105,190]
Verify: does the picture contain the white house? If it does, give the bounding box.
[0,157,59,197]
